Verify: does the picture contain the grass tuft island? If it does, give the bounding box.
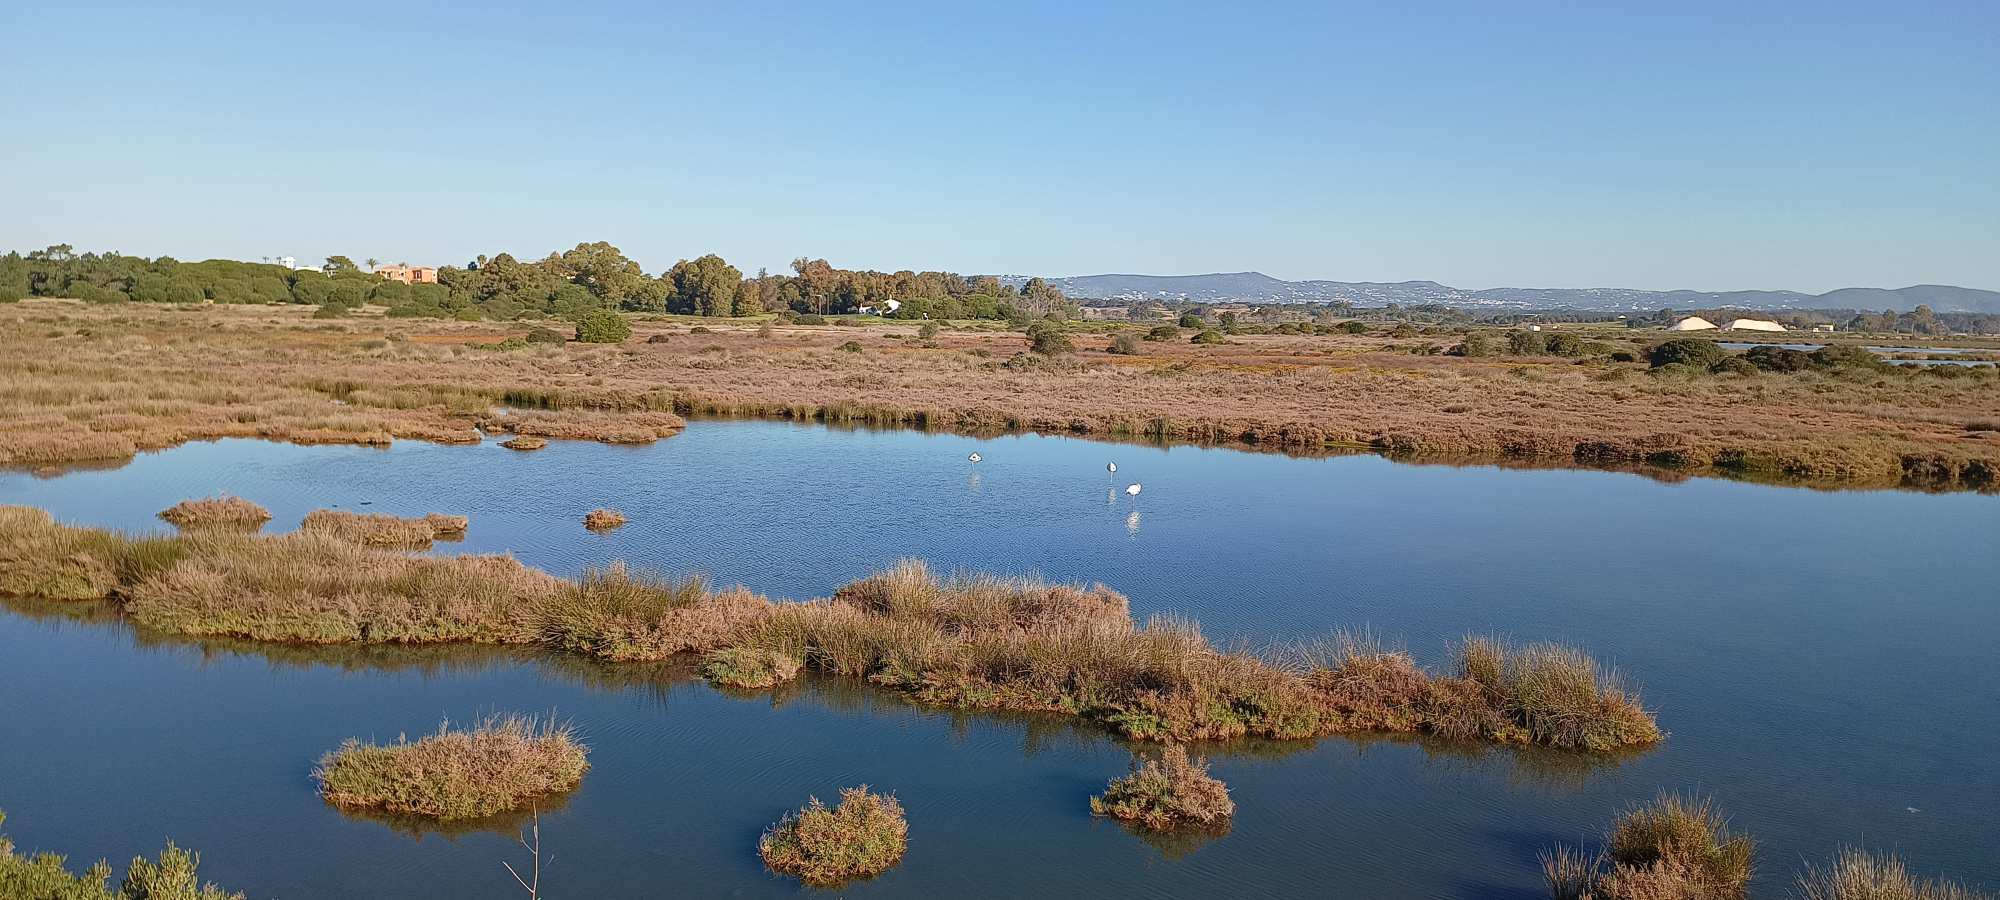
[759,787,909,887]
[314,715,588,821]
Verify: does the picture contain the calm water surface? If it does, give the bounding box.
[2,423,1996,898]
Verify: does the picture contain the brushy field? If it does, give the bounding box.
[0,510,1661,754]
[314,715,589,820]
[759,787,909,887]
[1,301,1995,489]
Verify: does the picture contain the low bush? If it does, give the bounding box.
[315,715,589,821]
[157,496,271,530]
[1177,313,1203,328]
[794,313,827,325]
[1745,345,1813,372]
[1146,324,1181,341]
[525,326,567,344]
[572,309,631,343]
[1028,322,1074,355]
[760,787,908,887]
[1191,330,1224,345]
[1335,320,1368,334]
[1648,339,1727,369]
[0,810,241,900]
[536,563,772,661]
[837,340,863,353]
[1107,332,1141,355]
[917,321,939,340]
[1090,745,1233,831]
[501,436,547,451]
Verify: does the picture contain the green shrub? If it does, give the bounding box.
[1648,338,1726,369]
[1509,330,1548,355]
[1108,332,1141,355]
[795,313,827,325]
[1191,329,1225,345]
[1336,320,1368,334]
[760,787,908,887]
[701,646,802,689]
[918,321,939,340]
[525,327,566,344]
[1146,324,1181,341]
[1711,356,1760,376]
[1028,321,1074,355]
[1177,313,1203,328]
[1809,345,1885,370]
[837,340,863,353]
[0,810,242,900]
[1545,332,1583,356]
[573,309,631,343]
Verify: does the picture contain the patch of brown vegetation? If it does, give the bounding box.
[759,787,908,887]
[582,508,627,530]
[0,510,1658,754]
[157,495,271,530]
[1090,745,1234,831]
[1,303,1993,489]
[500,435,547,451]
[314,715,588,820]
[1543,794,1755,899]
[299,509,466,547]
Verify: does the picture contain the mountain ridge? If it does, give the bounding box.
[1000,272,2000,313]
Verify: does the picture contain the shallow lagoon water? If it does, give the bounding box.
[2,422,1997,898]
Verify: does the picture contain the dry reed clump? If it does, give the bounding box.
[299,509,466,546]
[157,495,271,530]
[700,646,803,689]
[500,436,546,451]
[0,506,130,600]
[759,786,909,887]
[124,530,562,645]
[1089,745,1234,831]
[0,809,242,900]
[582,508,627,530]
[1542,794,1755,900]
[1795,849,1995,900]
[314,715,589,821]
[535,564,774,661]
[487,410,686,444]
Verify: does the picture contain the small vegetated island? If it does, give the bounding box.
[759,787,909,887]
[315,715,589,821]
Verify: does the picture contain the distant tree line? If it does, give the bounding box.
[0,242,1070,322]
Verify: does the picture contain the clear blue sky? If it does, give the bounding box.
[3,1,1994,292]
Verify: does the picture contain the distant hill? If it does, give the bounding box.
[1000,272,2000,314]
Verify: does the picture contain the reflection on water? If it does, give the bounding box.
[2,422,1998,898]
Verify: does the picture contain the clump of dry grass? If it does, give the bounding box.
[0,506,129,600]
[500,436,546,451]
[1090,745,1234,831]
[299,509,466,547]
[700,646,802,689]
[536,563,773,661]
[1542,794,1755,900]
[488,410,685,444]
[582,508,627,530]
[124,529,560,644]
[1795,849,1995,900]
[314,715,588,821]
[157,495,271,530]
[759,786,908,887]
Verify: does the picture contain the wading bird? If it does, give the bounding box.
[1107,462,1117,473]
[1125,483,1142,496]
[967,452,982,463]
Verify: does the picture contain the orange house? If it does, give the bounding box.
[375,263,439,285]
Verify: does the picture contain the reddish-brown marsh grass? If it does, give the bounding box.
[0,510,1659,754]
[1090,745,1234,831]
[314,715,588,821]
[2,302,1994,490]
[157,495,271,530]
[759,786,908,887]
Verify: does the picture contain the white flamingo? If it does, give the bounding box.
[967,452,982,463]
[1125,483,1142,496]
